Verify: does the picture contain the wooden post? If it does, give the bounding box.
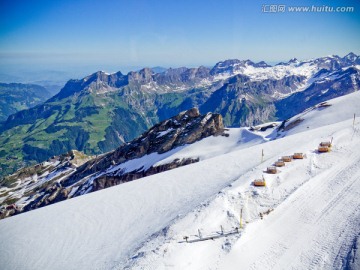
[198,229,202,239]
[354,113,356,127]
[220,225,224,234]
[240,208,243,229]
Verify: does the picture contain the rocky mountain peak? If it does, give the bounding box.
[243,59,255,66]
[49,70,128,100]
[210,59,241,75]
[57,150,94,166]
[182,107,200,118]
[288,58,299,64]
[113,107,224,157]
[65,108,224,185]
[127,68,154,84]
[253,61,271,68]
[344,52,357,60]
[81,71,111,85]
[342,52,359,66]
[215,59,242,67]
[150,66,211,86]
[210,59,271,75]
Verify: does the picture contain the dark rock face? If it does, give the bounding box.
[65,108,224,187]
[199,74,303,126]
[128,68,154,85]
[254,61,272,68]
[153,66,211,86]
[22,182,70,211]
[92,157,200,191]
[0,150,93,219]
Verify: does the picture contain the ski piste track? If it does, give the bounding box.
[229,139,360,270]
[124,126,360,270]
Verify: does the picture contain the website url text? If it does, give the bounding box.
[262,5,355,13]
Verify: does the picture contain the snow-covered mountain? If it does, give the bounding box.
[0,90,359,270]
[275,65,360,119]
[211,52,359,85]
[60,52,359,94]
[1,53,359,180]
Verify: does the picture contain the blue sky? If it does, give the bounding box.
[0,0,359,74]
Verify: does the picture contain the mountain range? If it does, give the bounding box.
[0,53,359,178]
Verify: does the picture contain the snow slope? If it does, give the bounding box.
[126,119,360,270]
[1,92,360,270]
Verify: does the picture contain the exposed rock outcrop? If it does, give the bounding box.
[92,157,200,191]
[0,109,225,219]
[65,107,224,186]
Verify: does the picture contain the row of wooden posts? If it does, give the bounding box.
[254,137,333,187]
[182,226,240,243]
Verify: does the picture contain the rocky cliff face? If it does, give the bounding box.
[210,59,271,76]
[91,157,200,192]
[154,66,211,86]
[0,109,225,219]
[199,74,299,126]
